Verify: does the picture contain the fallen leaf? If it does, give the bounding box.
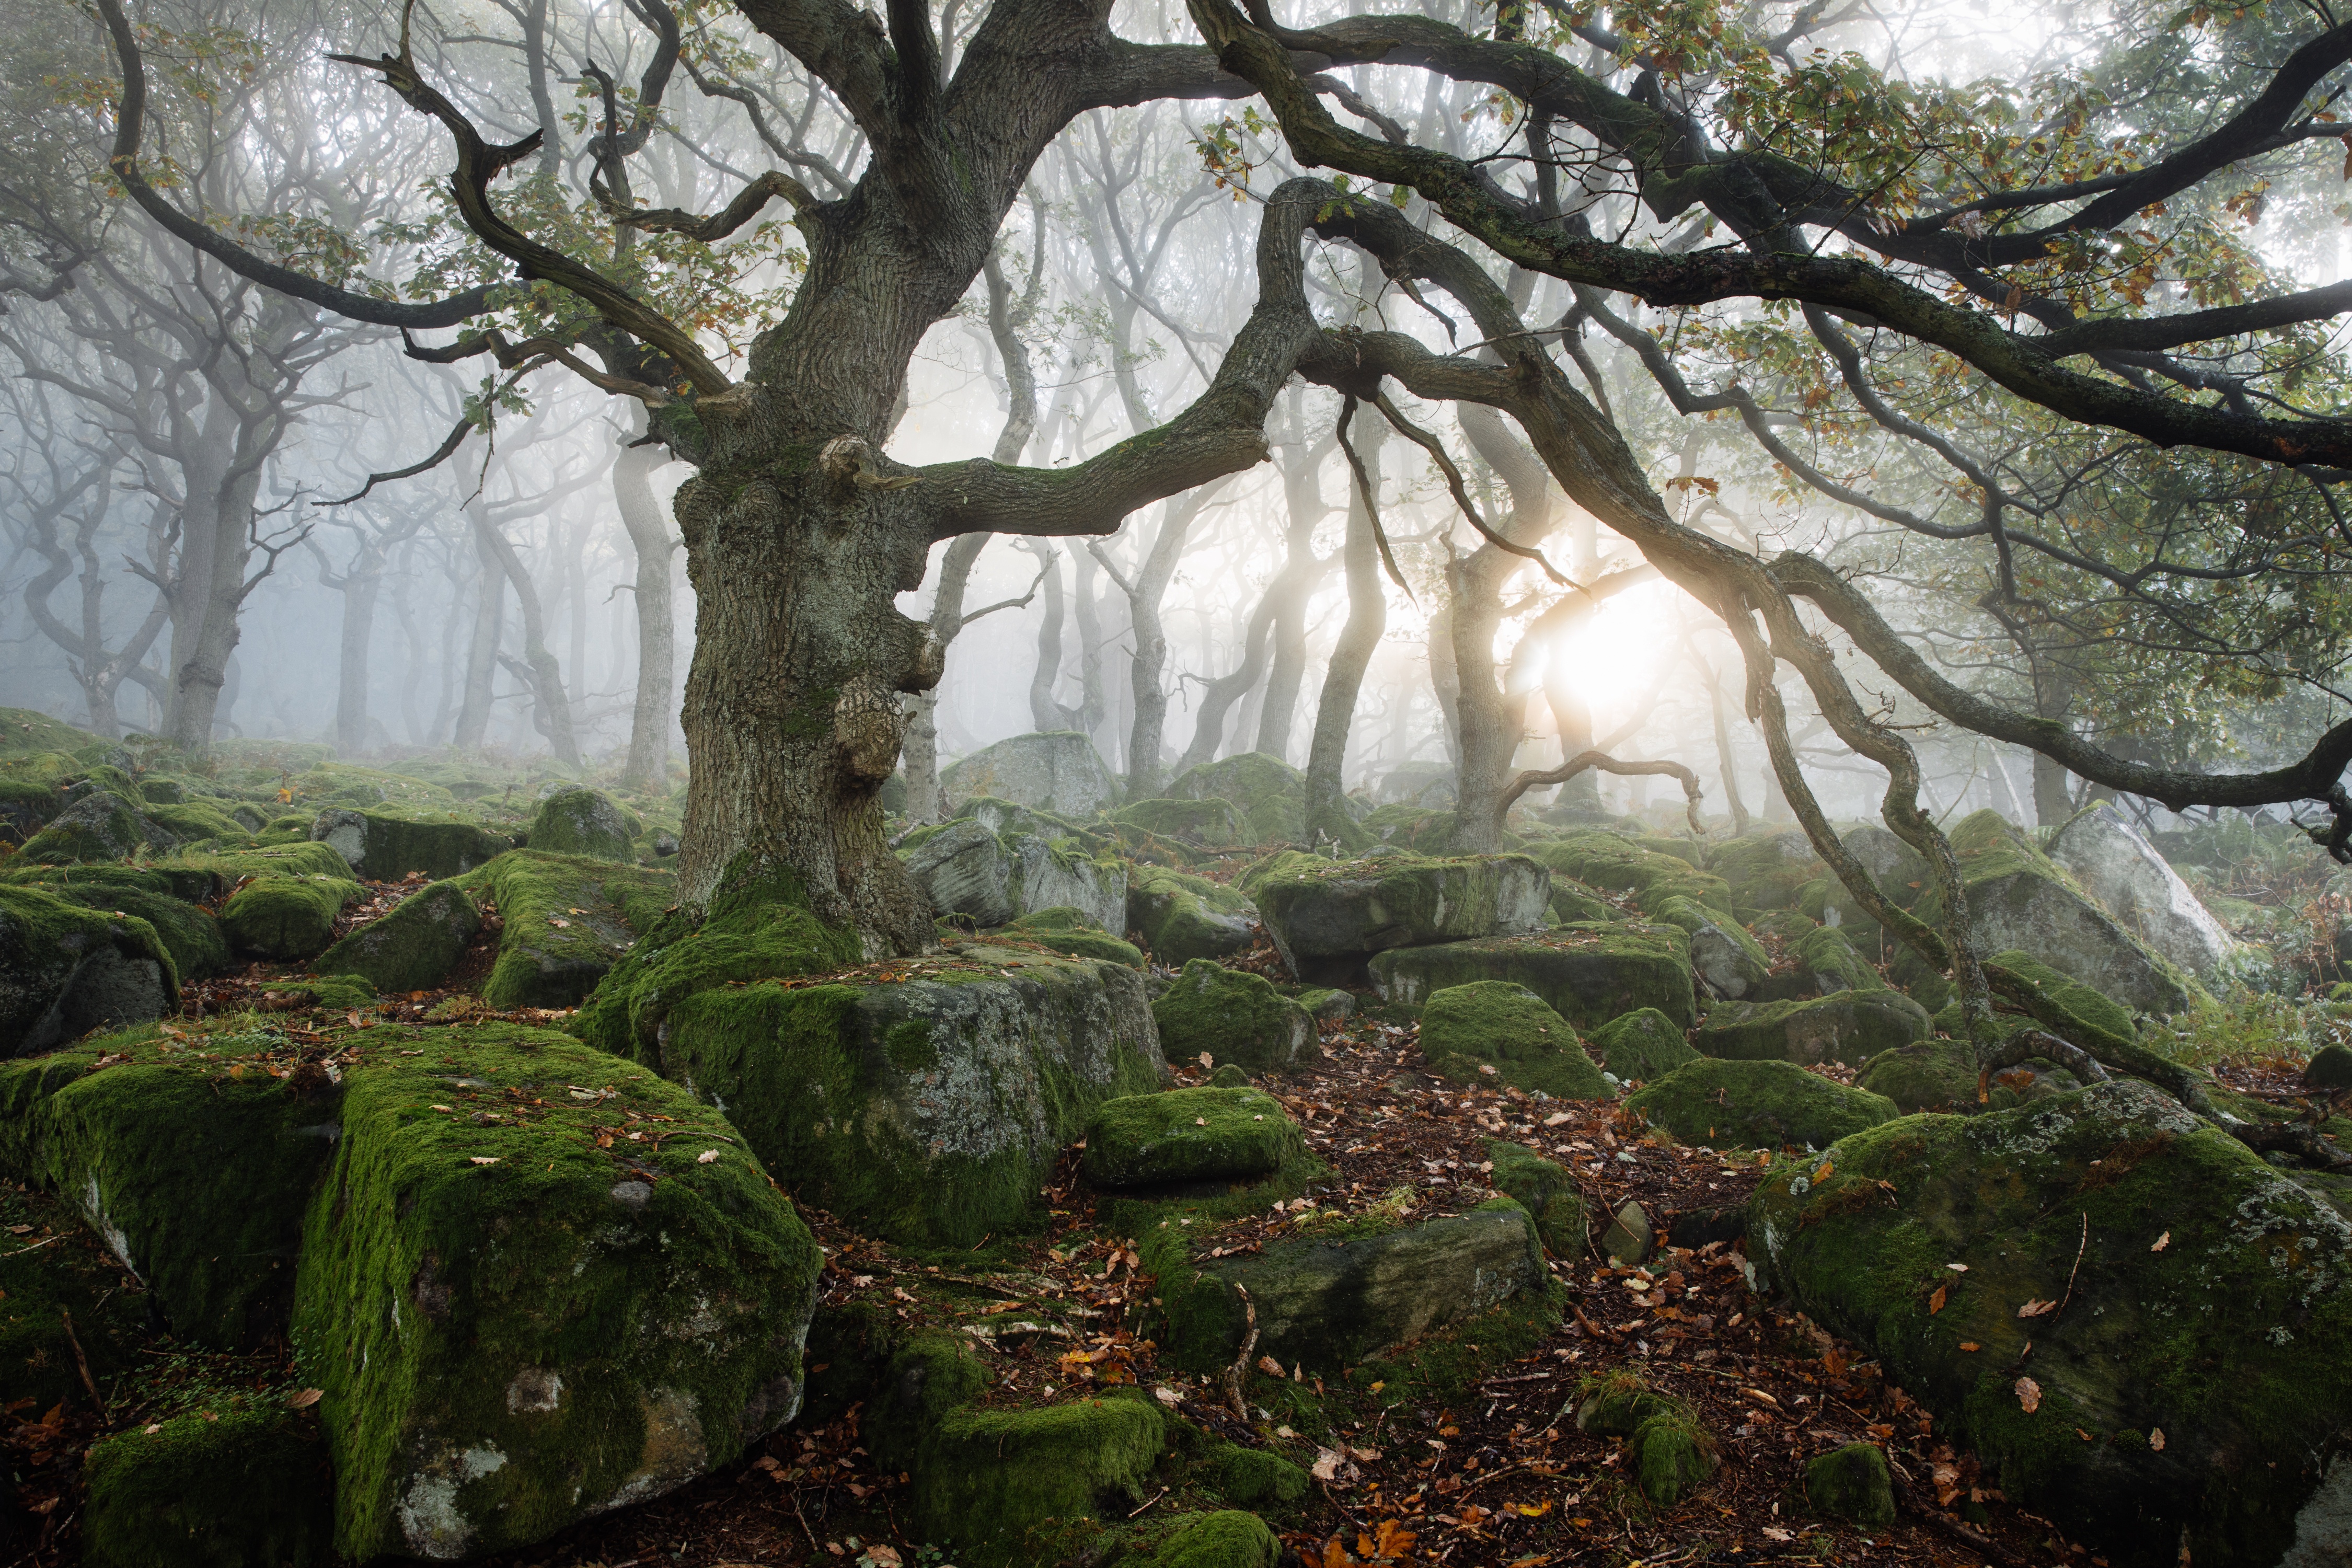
[2152,1230,2170,1253]
[1198,1052,1214,1069]
[469,1157,500,1166]
[287,1388,323,1409]
[549,918,571,928]
[430,1104,453,1113]
[1959,1341,1981,1352]
[1153,1386,1182,1406]
[1946,1262,1969,1272]
[2018,1298,2059,1318]
[2016,1376,2042,1414]
[1763,1527,1794,1542]
[1195,1116,1209,1126]
[1929,1284,1948,1315]
[696,1149,721,1163]
[1310,1447,1344,1482]
[1258,1355,1287,1377]
[2150,1428,2166,1451]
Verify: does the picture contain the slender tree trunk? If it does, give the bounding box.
[454,509,503,750]
[1304,420,1384,840]
[1174,586,1278,775]
[904,532,993,820]
[476,515,581,766]
[1448,406,1554,850]
[391,548,430,746]
[164,401,265,752]
[335,561,383,756]
[1704,654,1752,836]
[1070,543,1110,747]
[1427,603,1463,773]
[614,430,679,789]
[1027,541,1075,731]
[1105,487,1215,799]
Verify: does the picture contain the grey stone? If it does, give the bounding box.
[1650,894,1769,999]
[524,787,641,863]
[903,820,1017,927]
[1599,1198,1653,1265]
[1250,852,1550,978]
[2047,803,2235,981]
[1696,990,1931,1067]
[1011,837,1125,932]
[940,731,1115,817]
[1127,866,1257,964]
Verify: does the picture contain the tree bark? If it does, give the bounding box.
[1098,485,1219,799]
[454,508,503,751]
[1447,403,1554,851]
[475,512,582,766]
[1303,413,1383,841]
[614,426,679,789]
[1025,539,1078,732]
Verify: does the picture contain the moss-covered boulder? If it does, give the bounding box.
[1524,831,1733,917]
[4,863,229,982]
[1144,1200,1547,1373]
[1247,851,1549,980]
[2047,803,2234,982]
[1369,924,1697,1030]
[1629,1408,1719,1507]
[1588,1007,1699,1084]
[83,1405,332,1568]
[1548,875,1620,924]
[1113,796,1251,848]
[314,879,484,994]
[1747,1080,2352,1566]
[903,817,1018,926]
[1127,865,1258,964]
[16,779,175,863]
[1855,1034,1980,1113]
[1694,990,1932,1068]
[146,840,355,902]
[464,850,675,1008]
[0,777,65,845]
[1783,923,1884,997]
[520,785,642,863]
[0,885,176,1053]
[1805,1442,1897,1528]
[1651,894,1769,1000]
[942,731,1117,818]
[659,944,1162,1245]
[309,807,509,881]
[1129,1510,1282,1568]
[1009,836,1127,932]
[1001,905,1144,967]
[1627,1059,1898,1149]
[1080,1085,1304,1188]
[1418,981,1608,1098]
[1706,828,1824,915]
[1166,752,1313,845]
[899,1386,1166,1565]
[1487,1140,1582,1254]
[1929,810,2198,1017]
[1152,959,1316,1075]
[2307,1044,2352,1092]
[221,870,362,961]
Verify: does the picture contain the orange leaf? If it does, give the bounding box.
[2015,1376,2042,1414]
[1928,1284,1947,1315]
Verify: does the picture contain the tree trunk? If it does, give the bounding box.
[1303,419,1385,841]
[1173,585,1278,776]
[335,561,383,757]
[1704,654,1752,836]
[454,509,503,750]
[1027,540,1075,731]
[614,429,679,789]
[163,399,266,752]
[1448,405,1554,851]
[1070,543,1111,748]
[1254,562,1311,763]
[1106,486,1217,800]
[904,531,994,821]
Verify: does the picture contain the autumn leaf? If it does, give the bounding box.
[2151,1230,2170,1252]
[2015,1376,2042,1414]
[2150,1428,2166,1451]
[1763,1527,1794,1541]
[2018,1298,2058,1318]
[1258,1355,1286,1377]
[696,1149,721,1163]
[1960,1340,1981,1352]
[287,1388,323,1409]
[1928,1284,1948,1314]
[1311,1447,1344,1481]
[469,1156,500,1166]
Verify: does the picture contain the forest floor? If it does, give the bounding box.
[2,885,2162,1568]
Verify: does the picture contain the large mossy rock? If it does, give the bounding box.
[1694,989,1932,1067]
[1009,836,1127,932]
[1748,1080,2352,1566]
[309,807,509,881]
[1245,851,1549,979]
[1930,810,2198,1017]
[1486,1140,1583,1254]
[1855,1034,1982,1113]
[0,1023,818,1562]
[222,869,363,961]
[315,879,485,994]
[3,863,229,982]
[1165,752,1313,845]
[1705,829,1825,915]
[2047,804,2235,982]
[0,885,177,1054]
[83,1406,332,1568]
[902,820,1128,932]
[1000,906,1143,968]
[464,850,676,1008]
[1650,894,1769,1000]
[16,778,178,864]
[524,786,642,863]
[1127,865,1257,964]
[1369,924,1697,1030]
[1152,959,1316,1075]
[1524,831,1733,917]
[1131,1511,1282,1568]
[1144,1200,1547,1373]
[1418,981,1608,1099]
[942,731,1116,818]
[1785,924,1884,997]
[658,944,1163,1246]
[1080,1085,1304,1188]
[1627,1058,1897,1150]
[1112,796,1252,848]
[1588,1007,1700,1083]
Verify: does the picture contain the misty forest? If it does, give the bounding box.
[11,0,2352,1564]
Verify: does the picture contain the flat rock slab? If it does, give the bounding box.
[1627,1058,1897,1150]
[1249,852,1549,979]
[1694,990,1931,1068]
[1369,925,1697,1030]
[1750,1079,2352,1566]
[1148,1202,1545,1372]
[1080,1085,1304,1189]
[310,808,510,882]
[659,944,1165,1247]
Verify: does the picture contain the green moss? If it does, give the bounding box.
[310,808,509,881]
[460,849,676,1008]
[1247,851,1549,976]
[1004,905,1145,968]
[1368,924,1697,1030]
[1128,865,1258,965]
[1981,948,2133,1041]
[1587,1008,1699,1084]
[524,786,643,862]
[1525,831,1734,916]
[1082,1086,1305,1188]
[898,1393,1169,1568]
[1135,1509,1281,1567]
[5,863,229,981]
[1152,960,1315,1075]
[1574,1369,1688,1435]
[258,974,381,1013]
[0,777,65,844]
[1486,1140,1582,1253]
[17,783,158,863]
[221,872,360,961]
[1114,797,1252,848]
[1547,875,1621,923]
[1167,753,1311,845]
[293,1023,818,1561]
[144,797,248,844]
[0,885,178,1052]
[1856,1035,1980,1113]
[83,1405,333,1567]
[1794,925,1884,993]
[1626,1058,1897,1150]
[572,861,860,1063]
[0,1182,151,1409]
[1692,990,1931,1067]
[1629,1408,1718,1507]
[146,842,354,902]
[657,948,1162,1246]
[1208,1447,1308,1507]
[1805,1442,1896,1528]
[315,879,483,993]
[1419,981,1608,1099]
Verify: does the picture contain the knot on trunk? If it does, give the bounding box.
[833,674,904,781]
[912,627,947,691]
[817,435,921,504]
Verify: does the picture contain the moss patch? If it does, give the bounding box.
[1082,1086,1305,1189]
[1127,865,1259,966]
[524,786,643,862]
[1419,981,1608,1099]
[83,1405,333,1568]
[1627,1058,1898,1150]
[221,872,362,962]
[1003,905,1145,968]
[1693,990,1931,1068]
[1369,924,1697,1030]
[316,879,483,993]
[462,849,676,1008]
[1153,960,1316,1075]
[1486,1140,1583,1254]
[1587,1008,1699,1085]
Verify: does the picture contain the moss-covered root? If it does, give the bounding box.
[294,1024,820,1562]
[83,1406,333,1568]
[1419,981,1609,1099]
[1082,1086,1305,1188]
[1806,1442,1897,1528]
[1486,1140,1583,1254]
[1152,960,1316,1076]
[315,879,483,993]
[0,885,177,1054]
